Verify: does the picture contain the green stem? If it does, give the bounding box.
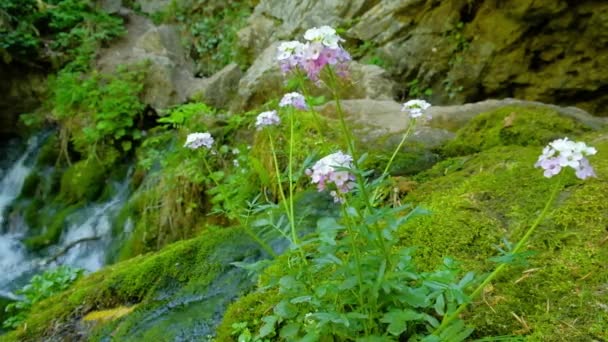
[296,72,325,138]
[433,179,562,335]
[266,131,292,226]
[326,67,391,276]
[341,201,370,335]
[288,108,298,248]
[267,130,307,267]
[202,155,277,257]
[371,120,416,205]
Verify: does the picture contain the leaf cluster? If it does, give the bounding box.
[3,266,82,329]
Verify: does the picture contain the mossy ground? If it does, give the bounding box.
[5,226,260,341]
[216,107,608,341]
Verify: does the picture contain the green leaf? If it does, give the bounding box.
[274,300,298,319]
[279,322,300,339]
[258,315,278,338]
[398,287,429,308]
[434,293,446,315]
[380,309,423,336]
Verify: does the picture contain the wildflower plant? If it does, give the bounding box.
[180,25,600,342]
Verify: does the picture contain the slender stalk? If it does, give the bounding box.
[297,76,325,138]
[371,120,416,205]
[202,156,277,257]
[434,179,562,335]
[266,131,292,225]
[267,130,307,266]
[325,67,391,274]
[341,201,370,335]
[288,108,298,247]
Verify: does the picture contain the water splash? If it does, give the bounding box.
[0,136,132,294]
[0,137,41,293]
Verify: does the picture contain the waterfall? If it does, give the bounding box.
[0,137,40,295]
[0,136,132,295]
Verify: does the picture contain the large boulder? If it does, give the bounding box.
[96,12,207,110]
[347,0,608,115]
[231,42,398,112]
[236,0,608,116]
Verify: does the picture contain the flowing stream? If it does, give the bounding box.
[0,136,130,297]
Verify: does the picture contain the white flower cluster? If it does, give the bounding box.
[535,137,597,179]
[255,110,281,130]
[306,151,356,203]
[184,132,214,150]
[279,92,308,110]
[277,26,350,82]
[402,99,432,119]
[303,25,344,49]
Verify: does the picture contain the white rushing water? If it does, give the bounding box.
[0,137,130,295]
[51,176,130,272]
[0,138,40,294]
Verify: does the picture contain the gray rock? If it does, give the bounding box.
[349,63,397,100]
[97,12,207,110]
[238,0,608,116]
[316,98,607,154]
[230,42,284,112]
[97,0,122,13]
[428,98,608,132]
[192,63,242,109]
[238,0,369,61]
[136,0,170,14]
[317,99,454,151]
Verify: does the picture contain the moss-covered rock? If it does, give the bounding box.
[59,159,107,204]
[216,113,608,340]
[395,134,608,340]
[442,105,589,156]
[24,206,80,251]
[6,226,260,341]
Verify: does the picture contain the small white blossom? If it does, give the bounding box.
[402,99,432,119]
[255,110,281,130]
[279,92,308,110]
[535,137,597,179]
[184,132,214,150]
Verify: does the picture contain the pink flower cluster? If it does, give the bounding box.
[306,151,356,202]
[535,138,597,179]
[277,26,351,82]
[279,92,308,110]
[184,132,214,150]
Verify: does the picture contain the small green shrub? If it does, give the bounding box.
[0,0,124,67]
[48,64,146,162]
[3,266,82,330]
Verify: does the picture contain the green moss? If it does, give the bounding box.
[397,132,608,340]
[217,128,608,340]
[10,226,257,341]
[59,159,107,204]
[215,289,281,342]
[24,206,79,251]
[19,172,41,198]
[23,198,44,229]
[0,296,15,330]
[35,135,60,167]
[442,106,588,156]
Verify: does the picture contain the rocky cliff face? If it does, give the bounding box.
[239,0,608,115]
